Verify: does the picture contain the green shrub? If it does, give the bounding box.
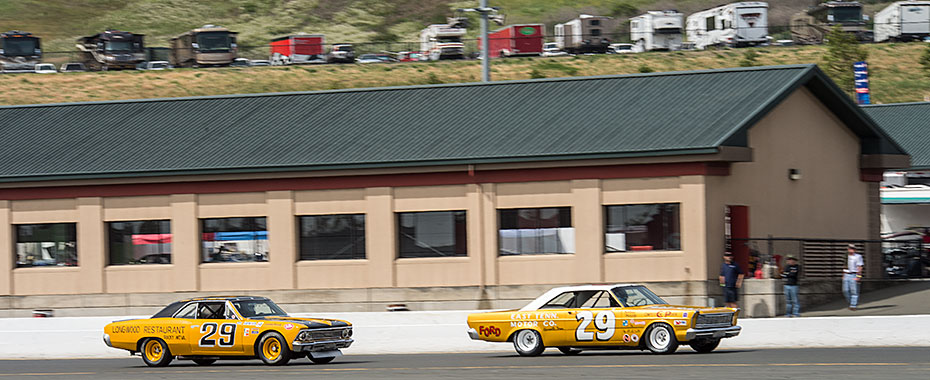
[638,64,654,73]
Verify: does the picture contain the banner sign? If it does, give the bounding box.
[854,61,870,105]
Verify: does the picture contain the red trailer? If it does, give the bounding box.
[479,24,544,58]
[269,34,325,65]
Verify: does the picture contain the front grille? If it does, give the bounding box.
[695,313,733,329]
[299,327,351,342]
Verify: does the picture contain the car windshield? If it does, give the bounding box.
[2,37,38,56]
[152,301,185,318]
[232,299,288,318]
[612,285,668,307]
[197,32,232,52]
[105,41,132,51]
[830,7,861,23]
[150,62,168,69]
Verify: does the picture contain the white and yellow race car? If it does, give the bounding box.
[467,284,740,356]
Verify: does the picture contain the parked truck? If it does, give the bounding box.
[76,30,145,71]
[270,34,325,65]
[686,2,769,49]
[874,1,930,42]
[420,24,466,61]
[478,24,544,58]
[790,1,870,44]
[630,10,685,51]
[170,25,238,68]
[554,14,616,54]
[0,31,41,73]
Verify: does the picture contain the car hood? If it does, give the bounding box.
[629,305,737,314]
[250,316,351,329]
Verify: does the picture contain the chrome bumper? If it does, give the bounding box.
[467,328,480,340]
[292,338,354,352]
[685,325,741,340]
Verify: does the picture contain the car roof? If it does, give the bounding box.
[179,296,270,302]
[520,284,642,311]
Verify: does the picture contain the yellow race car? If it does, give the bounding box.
[104,296,353,366]
[467,284,740,356]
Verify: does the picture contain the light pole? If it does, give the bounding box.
[458,1,504,83]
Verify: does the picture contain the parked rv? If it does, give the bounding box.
[554,14,616,54]
[270,34,325,65]
[326,44,356,63]
[686,2,769,49]
[76,30,145,71]
[420,24,467,60]
[631,10,685,51]
[874,1,930,42]
[478,24,544,58]
[0,31,41,73]
[170,25,238,68]
[790,1,870,44]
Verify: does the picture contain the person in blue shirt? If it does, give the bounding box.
[719,252,744,309]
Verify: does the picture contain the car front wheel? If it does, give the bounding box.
[257,332,291,365]
[644,323,679,354]
[513,329,545,357]
[140,338,173,367]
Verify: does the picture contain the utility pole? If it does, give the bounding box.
[458,2,504,83]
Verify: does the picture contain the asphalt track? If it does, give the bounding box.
[1,347,928,379]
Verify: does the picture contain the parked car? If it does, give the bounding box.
[59,62,87,72]
[882,230,930,278]
[396,51,423,62]
[608,43,641,54]
[326,44,355,63]
[541,42,569,57]
[356,54,395,64]
[230,58,251,67]
[143,61,172,70]
[103,296,353,367]
[249,59,272,66]
[33,63,56,74]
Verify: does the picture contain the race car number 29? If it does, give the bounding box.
[575,310,615,341]
[200,322,236,347]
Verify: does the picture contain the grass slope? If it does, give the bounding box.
[2,43,927,106]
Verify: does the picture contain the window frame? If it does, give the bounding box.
[497,207,574,256]
[14,223,78,268]
[297,214,366,261]
[396,210,468,259]
[200,216,268,263]
[106,219,172,266]
[604,203,681,253]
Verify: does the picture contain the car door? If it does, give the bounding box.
[571,291,625,346]
[188,301,243,355]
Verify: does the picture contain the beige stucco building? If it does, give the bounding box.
[0,65,908,317]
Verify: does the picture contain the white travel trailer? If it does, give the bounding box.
[554,14,616,54]
[874,1,930,42]
[630,10,685,51]
[420,24,466,61]
[686,2,769,49]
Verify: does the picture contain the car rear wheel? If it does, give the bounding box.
[513,329,545,357]
[308,355,336,364]
[140,338,173,367]
[557,347,582,355]
[688,338,721,353]
[257,332,291,366]
[644,323,678,354]
[192,358,216,365]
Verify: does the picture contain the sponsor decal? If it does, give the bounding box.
[624,312,638,317]
[257,322,264,327]
[633,320,646,326]
[621,320,629,327]
[623,334,631,342]
[631,334,639,342]
[143,325,185,335]
[510,321,538,328]
[251,329,259,334]
[656,311,674,317]
[244,329,251,337]
[243,321,258,326]
[511,312,557,320]
[111,325,140,334]
[682,312,688,318]
[285,323,294,330]
[478,326,502,337]
[519,27,536,36]
[236,322,242,325]
[673,320,688,326]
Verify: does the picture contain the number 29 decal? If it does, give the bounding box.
[200,322,236,347]
[575,310,616,341]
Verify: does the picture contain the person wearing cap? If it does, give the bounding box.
[719,252,744,309]
[781,256,801,317]
[843,244,864,310]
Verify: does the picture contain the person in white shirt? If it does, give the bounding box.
[843,244,864,310]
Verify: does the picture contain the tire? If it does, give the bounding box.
[557,347,581,355]
[644,324,678,354]
[512,329,545,357]
[192,358,216,365]
[140,338,173,367]
[257,332,291,366]
[688,338,721,353]
[308,355,336,364]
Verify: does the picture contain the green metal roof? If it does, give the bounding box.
[0,64,906,182]
[862,102,930,169]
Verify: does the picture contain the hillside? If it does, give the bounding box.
[1,42,927,106]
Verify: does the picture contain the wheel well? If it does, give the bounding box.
[252,330,286,356]
[641,322,672,348]
[506,328,542,343]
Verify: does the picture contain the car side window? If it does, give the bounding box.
[174,303,197,319]
[580,291,618,308]
[198,302,226,319]
[540,292,575,309]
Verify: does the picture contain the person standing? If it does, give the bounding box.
[843,244,864,310]
[781,256,801,317]
[719,252,744,309]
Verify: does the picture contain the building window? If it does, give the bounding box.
[108,220,171,265]
[590,19,601,26]
[15,223,77,267]
[298,214,366,260]
[591,29,602,36]
[498,207,574,255]
[706,16,716,31]
[201,217,268,262]
[397,211,467,258]
[605,204,680,252]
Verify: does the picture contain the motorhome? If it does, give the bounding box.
[0,31,41,73]
[420,24,466,61]
[170,25,238,67]
[76,30,145,71]
[630,10,684,51]
[554,14,616,54]
[874,1,930,42]
[686,2,769,49]
[790,1,869,44]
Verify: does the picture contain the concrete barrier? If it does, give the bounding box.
[0,312,926,359]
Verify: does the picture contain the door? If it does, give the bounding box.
[571,290,625,346]
[188,301,243,355]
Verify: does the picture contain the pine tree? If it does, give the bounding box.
[822,25,868,96]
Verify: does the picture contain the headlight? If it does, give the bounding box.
[342,329,351,338]
[296,330,309,341]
